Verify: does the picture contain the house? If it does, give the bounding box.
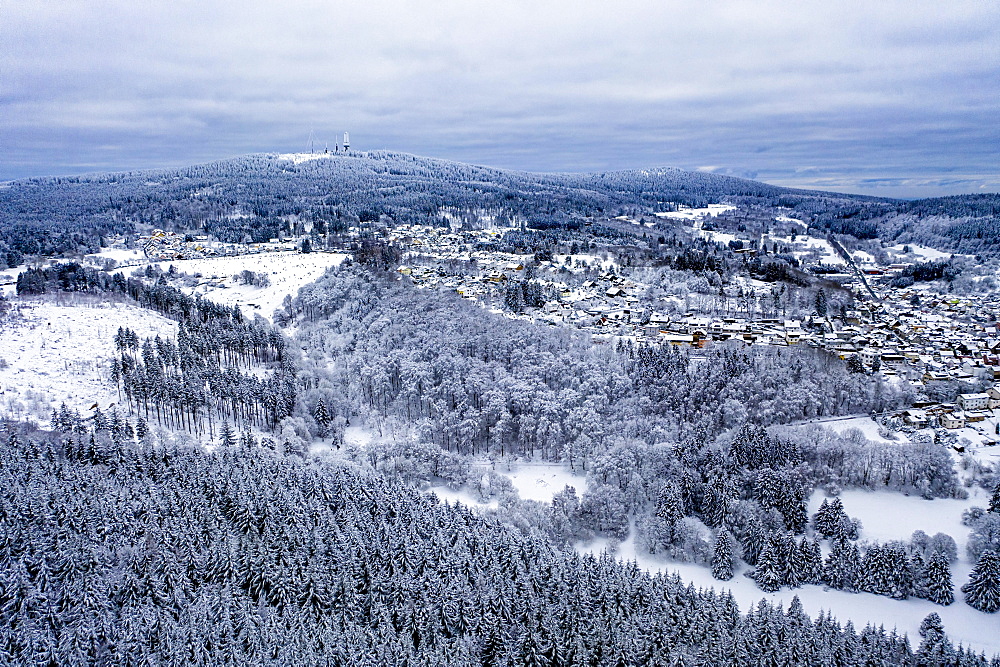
[903,409,929,427]
[881,353,907,369]
[859,347,880,367]
[661,333,696,346]
[940,412,966,429]
[988,387,1000,409]
[958,393,989,411]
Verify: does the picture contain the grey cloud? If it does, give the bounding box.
[1,0,997,198]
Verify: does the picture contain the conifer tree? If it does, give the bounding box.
[813,498,833,536]
[815,288,828,317]
[740,519,767,567]
[712,530,736,581]
[219,422,237,448]
[754,535,782,593]
[778,532,800,588]
[824,538,859,591]
[916,613,956,664]
[910,551,928,599]
[92,407,108,432]
[923,552,954,606]
[313,399,331,436]
[989,482,1000,515]
[797,537,823,585]
[963,550,1000,613]
[241,429,257,449]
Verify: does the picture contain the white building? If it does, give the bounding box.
[941,411,966,429]
[957,393,989,411]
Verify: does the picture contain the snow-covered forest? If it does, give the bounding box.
[3,425,999,666]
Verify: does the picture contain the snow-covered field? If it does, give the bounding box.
[889,244,960,262]
[277,152,336,165]
[89,247,146,265]
[824,416,900,444]
[774,215,807,227]
[429,485,500,510]
[764,233,846,266]
[0,299,177,422]
[120,252,348,320]
[698,229,739,245]
[498,462,589,502]
[655,204,736,221]
[853,250,876,263]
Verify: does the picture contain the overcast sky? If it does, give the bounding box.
[2,0,998,197]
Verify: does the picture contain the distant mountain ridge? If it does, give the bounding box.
[0,150,997,264]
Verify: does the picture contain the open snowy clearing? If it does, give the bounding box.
[889,244,962,262]
[88,247,146,265]
[119,252,348,321]
[698,229,739,245]
[824,416,903,444]
[774,215,807,227]
[277,152,336,165]
[429,485,500,511]
[764,233,846,266]
[814,488,985,553]
[655,204,737,220]
[497,462,589,502]
[0,299,177,422]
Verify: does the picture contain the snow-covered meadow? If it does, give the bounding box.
[118,251,349,320]
[654,203,737,221]
[0,299,177,422]
[497,462,590,502]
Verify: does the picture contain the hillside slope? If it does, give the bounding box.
[0,151,879,263]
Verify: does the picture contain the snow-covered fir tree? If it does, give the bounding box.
[712,529,736,581]
[754,534,783,592]
[963,550,1000,613]
[922,552,954,606]
[824,538,860,591]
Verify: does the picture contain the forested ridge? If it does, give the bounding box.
[0,151,878,269]
[3,151,998,277]
[2,426,996,666]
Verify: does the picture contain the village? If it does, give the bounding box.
[380,216,1000,450]
[61,210,1000,452]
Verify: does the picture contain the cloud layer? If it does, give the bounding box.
[2,0,998,197]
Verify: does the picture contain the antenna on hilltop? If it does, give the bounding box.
[307,128,315,154]
[343,132,350,152]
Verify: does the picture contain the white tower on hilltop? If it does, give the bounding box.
[343,132,350,151]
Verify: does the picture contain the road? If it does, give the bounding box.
[827,234,880,302]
